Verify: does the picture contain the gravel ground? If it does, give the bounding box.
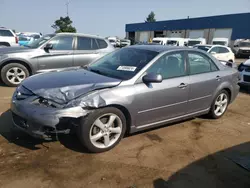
[0,59,250,188]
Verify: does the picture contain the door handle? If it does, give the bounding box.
[178,83,188,89]
[216,75,221,81]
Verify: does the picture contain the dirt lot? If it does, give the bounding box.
[0,59,250,188]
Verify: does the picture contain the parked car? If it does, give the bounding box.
[166,38,186,46]
[0,33,114,86]
[11,45,239,153]
[238,58,250,87]
[0,28,19,47]
[233,40,250,58]
[152,37,169,45]
[18,35,35,46]
[187,38,206,47]
[193,45,235,62]
[120,39,131,47]
[108,37,120,47]
[212,38,230,46]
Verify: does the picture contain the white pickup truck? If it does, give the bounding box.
[0,28,19,47]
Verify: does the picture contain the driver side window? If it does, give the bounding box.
[146,52,186,79]
[49,36,73,50]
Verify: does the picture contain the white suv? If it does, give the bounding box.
[0,28,19,47]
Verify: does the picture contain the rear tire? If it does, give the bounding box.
[208,90,229,119]
[77,107,126,153]
[1,63,29,87]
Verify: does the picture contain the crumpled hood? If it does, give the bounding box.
[0,46,33,54]
[22,68,121,104]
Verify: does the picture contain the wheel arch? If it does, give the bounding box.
[0,59,33,75]
[106,104,132,134]
[214,82,232,103]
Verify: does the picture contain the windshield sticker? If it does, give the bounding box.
[117,66,137,72]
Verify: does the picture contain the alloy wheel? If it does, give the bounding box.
[214,93,228,117]
[89,113,123,149]
[6,67,26,85]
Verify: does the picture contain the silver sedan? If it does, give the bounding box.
[11,45,240,153]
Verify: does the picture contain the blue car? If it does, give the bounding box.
[18,35,34,46]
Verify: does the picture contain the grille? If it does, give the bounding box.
[243,75,250,82]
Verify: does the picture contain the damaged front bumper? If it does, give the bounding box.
[11,95,89,140]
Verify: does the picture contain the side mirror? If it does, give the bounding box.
[143,73,163,83]
[44,43,53,51]
[210,51,217,55]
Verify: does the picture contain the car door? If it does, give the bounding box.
[37,35,74,72]
[73,36,101,67]
[187,51,221,113]
[134,51,189,127]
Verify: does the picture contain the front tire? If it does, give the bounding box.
[1,63,29,87]
[77,107,126,153]
[208,90,229,119]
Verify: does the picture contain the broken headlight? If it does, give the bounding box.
[32,98,63,108]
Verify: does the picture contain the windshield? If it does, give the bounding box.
[188,40,201,46]
[167,40,178,45]
[26,34,55,48]
[194,45,211,52]
[239,42,250,47]
[88,48,159,80]
[212,41,226,45]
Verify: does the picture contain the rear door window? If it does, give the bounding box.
[0,30,14,37]
[219,47,229,53]
[188,52,218,75]
[77,37,98,50]
[96,39,108,49]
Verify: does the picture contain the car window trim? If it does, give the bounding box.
[135,50,187,84]
[186,51,219,76]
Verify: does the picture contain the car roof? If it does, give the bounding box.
[55,32,105,39]
[127,45,190,52]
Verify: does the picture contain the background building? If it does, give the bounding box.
[125,12,250,45]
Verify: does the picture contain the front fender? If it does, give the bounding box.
[0,57,36,74]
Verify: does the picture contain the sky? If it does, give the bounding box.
[0,0,249,38]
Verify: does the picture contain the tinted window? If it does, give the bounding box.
[147,52,186,79]
[188,53,218,75]
[77,37,98,50]
[96,39,108,49]
[88,48,158,80]
[49,36,73,50]
[219,47,229,53]
[209,47,220,53]
[0,30,14,37]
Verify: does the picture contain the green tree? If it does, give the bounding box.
[51,16,77,33]
[145,11,156,22]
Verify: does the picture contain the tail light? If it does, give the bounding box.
[15,36,18,43]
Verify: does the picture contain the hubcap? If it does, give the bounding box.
[6,67,26,84]
[214,93,228,116]
[89,113,122,149]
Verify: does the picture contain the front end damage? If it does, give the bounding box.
[11,85,112,140]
